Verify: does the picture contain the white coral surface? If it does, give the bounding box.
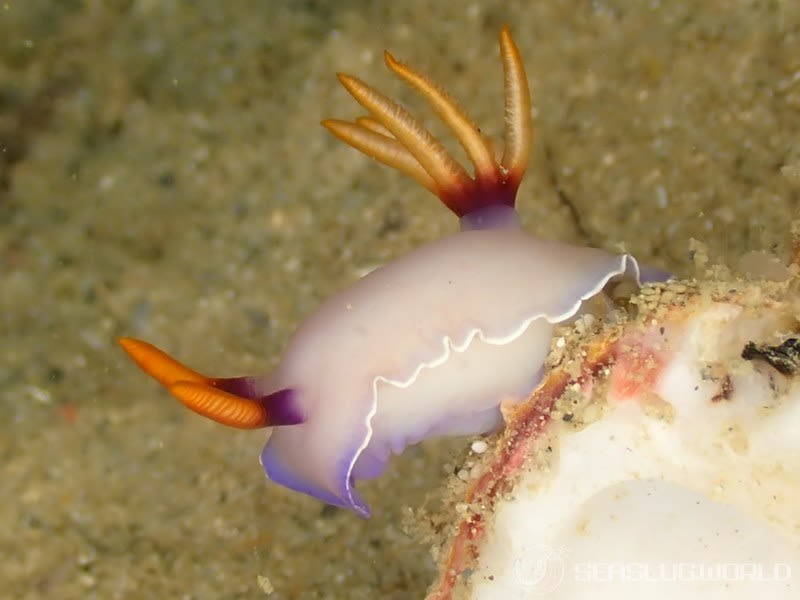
[471,300,800,599]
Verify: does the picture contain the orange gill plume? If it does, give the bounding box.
[322,26,531,218]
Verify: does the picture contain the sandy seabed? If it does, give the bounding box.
[2,1,800,598]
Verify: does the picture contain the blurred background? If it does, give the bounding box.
[2,1,799,597]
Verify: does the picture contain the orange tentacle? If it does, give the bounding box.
[118,337,208,388]
[169,381,271,430]
[118,337,276,429]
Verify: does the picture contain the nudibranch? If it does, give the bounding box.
[119,27,654,517]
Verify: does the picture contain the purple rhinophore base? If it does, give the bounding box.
[213,377,305,426]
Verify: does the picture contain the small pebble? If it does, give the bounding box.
[257,575,274,595]
[471,440,488,454]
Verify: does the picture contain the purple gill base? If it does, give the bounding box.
[459,204,521,232]
[214,377,305,426]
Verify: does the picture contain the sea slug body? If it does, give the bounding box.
[119,27,661,517]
